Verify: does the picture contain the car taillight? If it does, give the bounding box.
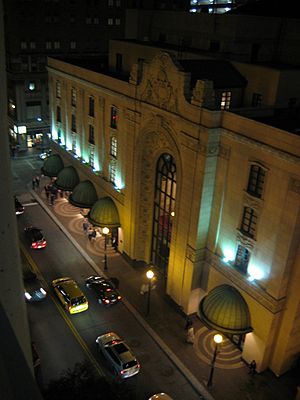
[120,370,125,375]
[105,299,110,304]
[42,240,46,246]
[32,242,38,248]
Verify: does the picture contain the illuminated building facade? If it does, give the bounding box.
[47,43,300,377]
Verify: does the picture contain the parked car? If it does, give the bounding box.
[52,277,88,314]
[23,267,47,302]
[96,332,140,379]
[24,226,47,249]
[15,196,24,215]
[85,275,121,305]
[148,394,173,400]
[38,149,52,160]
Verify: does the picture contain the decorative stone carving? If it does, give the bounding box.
[243,192,263,212]
[191,80,215,108]
[186,245,205,263]
[236,231,256,250]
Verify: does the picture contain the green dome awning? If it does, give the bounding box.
[69,180,98,209]
[54,166,79,191]
[87,197,120,228]
[199,284,252,335]
[41,154,64,177]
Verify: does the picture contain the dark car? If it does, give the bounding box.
[24,226,47,249]
[23,268,47,302]
[15,196,24,215]
[85,275,121,305]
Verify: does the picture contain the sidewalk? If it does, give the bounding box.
[29,181,299,400]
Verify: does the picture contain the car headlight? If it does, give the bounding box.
[25,292,32,300]
[40,288,46,295]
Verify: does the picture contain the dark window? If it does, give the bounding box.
[110,106,118,129]
[251,43,261,63]
[158,33,166,42]
[252,93,262,107]
[105,348,120,365]
[210,40,220,52]
[247,164,265,198]
[89,96,94,117]
[89,124,95,144]
[71,114,76,132]
[240,207,257,238]
[56,105,61,122]
[116,53,122,72]
[235,245,250,274]
[288,97,297,108]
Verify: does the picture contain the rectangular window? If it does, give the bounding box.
[54,41,60,49]
[71,114,76,132]
[71,88,77,107]
[46,41,52,50]
[108,0,113,5]
[93,17,99,24]
[21,41,27,49]
[116,0,120,6]
[110,136,117,157]
[86,17,92,24]
[26,101,41,120]
[72,134,76,153]
[116,53,122,71]
[240,207,257,238]
[89,96,95,117]
[108,17,113,25]
[70,41,76,49]
[252,93,262,107]
[109,162,116,183]
[247,164,265,198]
[110,106,118,129]
[56,105,61,122]
[30,41,36,49]
[88,125,95,144]
[56,81,61,98]
[89,147,94,168]
[220,91,231,110]
[115,18,120,25]
[235,245,250,274]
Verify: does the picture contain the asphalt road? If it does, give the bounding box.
[13,153,200,400]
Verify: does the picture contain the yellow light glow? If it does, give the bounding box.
[102,227,109,235]
[222,247,235,263]
[146,270,154,280]
[213,334,223,344]
[171,211,175,217]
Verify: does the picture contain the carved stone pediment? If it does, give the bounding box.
[139,52,189,113]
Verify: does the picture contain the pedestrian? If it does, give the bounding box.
[249,360,257,376]
[87,227,94,241]
[185,316,193,331]
[44,185,50,201]
[91,229,97,242]
[186,326,195,344]
[82,218,89,235]
[32,177,36,190]
[50,193,55,206]
[35,175,40,188]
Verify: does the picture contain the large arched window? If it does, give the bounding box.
[151,153,176,276]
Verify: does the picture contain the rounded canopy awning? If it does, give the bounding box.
[53,166,79,191]
[199,284,252,335]
[69,180,98,209]
[87,197,120,228]
[41,154,64,177]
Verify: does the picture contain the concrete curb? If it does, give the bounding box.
[30,189,214,400]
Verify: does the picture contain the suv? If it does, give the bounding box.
[52,277,88,314]
[24,226,47,249]
[96,332,140,379]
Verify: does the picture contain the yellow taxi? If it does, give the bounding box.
[52,277,88,314]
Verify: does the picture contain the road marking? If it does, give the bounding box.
[23,202,39,207]
[20,242,105,377]
[25,160,36,169]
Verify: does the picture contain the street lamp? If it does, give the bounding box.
[102,227,109,271]
[146,269,154,316]
[207,333,223,389]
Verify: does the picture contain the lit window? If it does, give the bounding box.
[46,41,52,49]
[247,164,265,198]
[235,245,250,274]
[54,41,60,49]
[89,147,94,168]
[71,88,77,107]
[110,106,118,129]
[30,42,36,49]
[110,136,117,157]
[108,18,113,25]
[70,41,76,49]
[21,41,27,49]
[89,96,95,117]
[220,91,231,110]
[93,17,99,24]
[240,207,257,239]
[115,18,120,25]
[72,134,76,153]
[89,125,95,144]
[71,114,76,132]
[109,161,116,183]
[56,81,61,98]
[28,82,36,91]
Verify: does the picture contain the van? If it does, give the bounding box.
[52,277,88,314]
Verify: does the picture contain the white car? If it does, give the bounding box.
[39,149,51,160]
[96,332,140,379]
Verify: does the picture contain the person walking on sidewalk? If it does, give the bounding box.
[87,227,94,241]
[249,360,257,376]
[44,185,50,202]
[186,326,195,344]
[185,316,193,331]
[32,177,36,190]
[35,175,40,188]
[82,218,89,235]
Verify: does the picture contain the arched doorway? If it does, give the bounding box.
[151,153,176,276]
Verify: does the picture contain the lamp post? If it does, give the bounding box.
[146,269,154,316]
[102,227,109,271]
[207,333,223,389]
